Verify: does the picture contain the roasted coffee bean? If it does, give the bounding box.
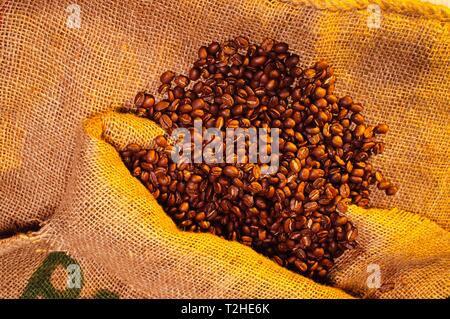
[154,135,168,148]
[189,67,201,81]
[235,36,249,48]
[314,87,327,99]
[207,41,220,54]
[155,100,170,111]
[273,42,288,53]
[248,182,263,194]
[160,71,175,84]
[351,113,365,125]
[223,166,239,178]
[134,91,146,108]
[174,75,190,88]
[159,114,172,129]
[375,123,389,134]
[290,158,301,173]
[140,93,155,109]
[247,96,260,108]
[303,68,316,79]
[386,185,398,195]
[339,183,350,198]
[294,260,308,272]
[339,96,353,108]
[331,136,343,148]
[350,103,364,113]
[126,143,141,153]
[123,37,397,280]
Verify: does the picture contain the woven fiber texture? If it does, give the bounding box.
[1,111,448,298]
[0,0,449,298]
[39,112,352,298]
[47,112,450,298]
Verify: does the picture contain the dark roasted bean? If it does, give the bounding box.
[160,71,175,84]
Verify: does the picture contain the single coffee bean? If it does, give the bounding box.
[174,75,190,88]
[160,71,175,84]
[223,166,239,178]
[154,135,168,148]
[159,114,172,129]
[375,123,389,134]
[207,41,220,54]
[386,185,398,195]
[235,36,249,48]
[351,113,365,125]
[246,96,260,108]
[126,143,141,152]
[285,54,299,68]
[248,182,263,194]
[273,42,289,53]
[155,100,170,111]
[339,96,353,108]
[350,103,364,113]
[331,135,343,148]
[303,69,316,79]
[189,67,201,80]
[290,158,301,173]
[314,87,327,99]
[141,94,155,109]
[198,46,208,59]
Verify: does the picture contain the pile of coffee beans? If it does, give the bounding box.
[120,37,398,280]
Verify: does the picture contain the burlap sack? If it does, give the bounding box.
[1,0,449,298]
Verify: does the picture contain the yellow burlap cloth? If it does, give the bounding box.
[0,0,449,298]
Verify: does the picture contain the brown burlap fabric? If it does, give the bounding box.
[0,0,449,298]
